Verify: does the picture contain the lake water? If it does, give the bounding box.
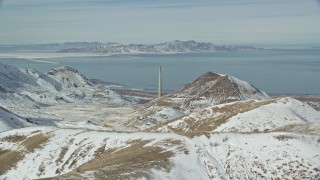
[0,49,319,95]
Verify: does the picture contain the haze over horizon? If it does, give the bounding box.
[0,0,319,45]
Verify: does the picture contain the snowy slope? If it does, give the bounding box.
[47,66,93,88]
[0,63,58,107]
[187,132,320,180]
[149,98,320,134]
[228,75,269,100]
[215,97,320,133]
[0,106,33,132]
[0,127,319,179]
[0,127,189,179]
[0,63,125,108]
[0,63,128,133]
[0,63,58,95]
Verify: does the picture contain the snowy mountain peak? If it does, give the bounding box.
[47,66,81,76]
[169,71,269,106]
[25,69,42,78]
[136,72,271,129]
[47,66,93,88]
[50,66,79,74]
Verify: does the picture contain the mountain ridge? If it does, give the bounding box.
[58,40,261,54]
[0,40,261,53]
[0,63,126,109]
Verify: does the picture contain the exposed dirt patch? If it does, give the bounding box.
[2,135,27,143]
[272,124,320,135]
[146,97,180,109]
[274,135,295,141]
[59,144,93,172]
[155,139,189,154]
[111,88,158,99]
[56,147,68,169]
[70,145,94,169]
[0,133,50,175]
[176,131,211,138]
[0,149,22,175]
[57,140,174,179]
[55,138,75,168]
[22,134,50,152]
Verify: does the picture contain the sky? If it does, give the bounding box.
[0,0,319,45]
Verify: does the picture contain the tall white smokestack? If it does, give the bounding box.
[158,66,162,98]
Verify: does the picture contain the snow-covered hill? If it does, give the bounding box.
[47,66,93,88]
[149,97,320,134]
[169,72,269,106]
[0,63,125,109]
[0,62,130,133]
[128,72,270,129]
[150,72,269,109]
[0,127,319,179]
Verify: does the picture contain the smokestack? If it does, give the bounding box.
[158,66,162,98]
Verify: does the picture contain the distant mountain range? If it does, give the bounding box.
[0,40,261,53]
[58,40,260,53]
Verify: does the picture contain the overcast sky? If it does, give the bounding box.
[0,0,319,44]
